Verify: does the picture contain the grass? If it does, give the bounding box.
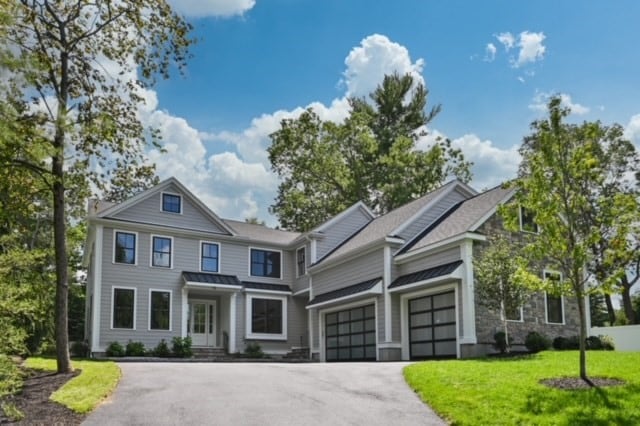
[404,351,640,426]
[24,357,121,413]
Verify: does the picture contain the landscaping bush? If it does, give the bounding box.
[105,341,125,357]
[587,335,615,351]
[244,342,265,358]
[552,336,567,350]
[493,331,514,353]
[524,331,550,353]
[70,341,89,358]
[553,335,579,350]
[171,336,193,358]
[125,340,146,357]
[153,339,171,357]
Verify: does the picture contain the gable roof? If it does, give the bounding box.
[313,180,463,266]
[222,219,300,245]
[401,184,515,255]
[310,201,376,233]
[95,177,236,235]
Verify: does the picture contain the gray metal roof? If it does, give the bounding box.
[242,281,292,293]
[222,219,301,246]
[388,260,463,289]
[316,181,459,265]
[404,185,514,254]
[182,271,241,286]
[307,277,382,307]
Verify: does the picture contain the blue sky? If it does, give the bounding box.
[143,0,640,225]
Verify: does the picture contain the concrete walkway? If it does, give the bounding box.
[83,362,445,426]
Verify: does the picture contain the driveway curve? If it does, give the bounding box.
[83,362,445,426]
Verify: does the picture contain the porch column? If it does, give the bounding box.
[460,240,477,344]
[181,287,188,338]
[229,292,237,354]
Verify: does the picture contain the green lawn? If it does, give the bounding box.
[24,357,121,413]
[404,351,640,426]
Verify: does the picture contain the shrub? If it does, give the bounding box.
[153,339,171,357]
[171,336,193,358]
[552,336,567,350]
[125,340,146,357]
[493,331,514,354]
[524,331,550,353]
[70,341,89,358]
[105,341,125,357]
[587,335,615,351]
[244,342,265,358]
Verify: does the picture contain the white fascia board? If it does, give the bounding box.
[293,287,310,296]
[394,232,486,264]
[243,288,292,296]
[388,267,464,294]
[183,281,242,292]
[306,281,382,310]
[468,189,516,232]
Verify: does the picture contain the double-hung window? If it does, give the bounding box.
[149,290,171,331]
[544,270,564,324]
[112,287,135,329]
[201,242,220,272]
[114,231,136,264]
[250,248,281,278]
[152,236,172,268]
[296,247,306,277]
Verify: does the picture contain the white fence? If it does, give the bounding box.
[590,325,640,351]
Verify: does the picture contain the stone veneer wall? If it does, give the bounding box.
[472,212,580,353]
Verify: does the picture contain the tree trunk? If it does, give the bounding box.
[620,275,636,324]
[577,292,587,380]
[53,172,71,373]
[604,294,616,325]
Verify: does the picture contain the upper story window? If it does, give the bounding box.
[519,206,539,233]
[544,270,564,324]
[114,231,136,265]
[296,247,306,277]
[151,236,172,268]
[250,248,281,278]
[201,242,220,272]
[162,193,182,214]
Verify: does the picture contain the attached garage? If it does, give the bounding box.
[408,291,457,359]
[325,304,376,362]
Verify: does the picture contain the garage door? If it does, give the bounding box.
[409,291,457,359]
[325,304,376,362]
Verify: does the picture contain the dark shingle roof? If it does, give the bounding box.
[388,260,463,289]
[307,277,382,307]
[242,281,292,293]
[182,272,241,286]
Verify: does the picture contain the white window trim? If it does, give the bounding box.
[148,289,173,332]
[111,286,137,330]
[112,229,138,266]
[296,246,306,278]
[519,206,539,234]
[248,246,283,280]
[160,191,183,214]
[543,269,565,324]
[150,234,174,269]
[199,241,221,273]
[245,293,288,340]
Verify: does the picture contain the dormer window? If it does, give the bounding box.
[162,193,182,214]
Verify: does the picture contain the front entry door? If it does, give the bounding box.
[189,301,216,347]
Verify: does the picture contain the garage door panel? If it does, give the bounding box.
[409,291,456,360]
[325,304,376,362]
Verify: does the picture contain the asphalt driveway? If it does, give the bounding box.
[83,362,445,426]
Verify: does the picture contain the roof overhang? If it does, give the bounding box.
[394,232,486,264]
[306,280,382,310]
[182,281,242,292]
[388,265,464,294]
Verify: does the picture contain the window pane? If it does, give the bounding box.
[113,288,134,328]
[410,297,431,312]
[115,232,136,264]
[201,243,219,272]
[250,249,281,278]
[162,194,181,213]
[251,298,283,334]
[547,294,563,323]
[297,248,306,276]
[433,292,455,309]
[150,291,170,330]
[152,237,171,268]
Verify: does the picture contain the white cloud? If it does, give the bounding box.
[342,34,425,98]
[484,43,497,62]
[625,114,640,146]
[168,0,255,18]
[497,32,515,51]
[529,92,590,115]
[514,31,546,67]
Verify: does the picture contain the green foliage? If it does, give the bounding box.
[0,355,23,399]
[70,341,89,358]
[105,341,126,357]
[404,351,640,425]
[1,401,24,422]
[493,331,514,354]
[613,310,629,326]
[633,293,640,319]
[68,284,86,342]
[586,335,615,351]
[125,341,146,357]
[524,331,551,353]
[553,336,580,350]
[244,342,265,358]
[171,337,193,358]
[153,339,171,358]
[268,73,471,231]
[589,293,610,327]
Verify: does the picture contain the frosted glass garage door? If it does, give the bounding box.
[409,291,456,359]
[325,304,376,362]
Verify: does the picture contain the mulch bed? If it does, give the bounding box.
[0,369,85,425]
[540,376,626,390]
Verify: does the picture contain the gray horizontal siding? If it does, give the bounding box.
[397,246,461,276]
[112,183,227,233]
[312,249,384,296]
[398,188,469,242]
[316,207,371,260]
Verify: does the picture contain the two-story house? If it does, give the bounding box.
[83,177,580,360]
